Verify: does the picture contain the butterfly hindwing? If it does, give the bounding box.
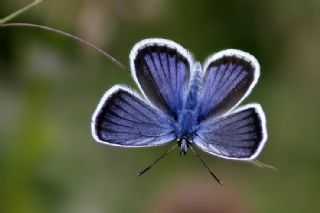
[130,39,193,120]
[197,49,260,121]
[91,85,176,147]
[194,104,267,160]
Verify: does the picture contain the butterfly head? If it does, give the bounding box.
[177,137,192,155]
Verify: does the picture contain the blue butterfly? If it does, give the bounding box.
[91,38,267,184]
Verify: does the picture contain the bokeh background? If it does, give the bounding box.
[1,0,320,212]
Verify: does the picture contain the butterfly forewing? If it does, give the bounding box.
[194,104,267,160]
[197,50,260,121]
[130,39,193,120]
[91,85,176,147]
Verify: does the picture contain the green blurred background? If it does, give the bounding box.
[1,0,320,212]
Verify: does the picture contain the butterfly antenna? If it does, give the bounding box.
[189,145,223,185]
[0,23,130,73]
[137,143,178,176]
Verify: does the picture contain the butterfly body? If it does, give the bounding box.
[92,38,267,163]
[174,63,203,153]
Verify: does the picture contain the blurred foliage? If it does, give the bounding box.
[1,0,320,212]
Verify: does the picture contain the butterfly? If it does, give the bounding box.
[91,38,267,184]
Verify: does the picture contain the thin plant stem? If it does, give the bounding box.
[251,159,276,170]
[0,0,43,24]
[0,23,130,72]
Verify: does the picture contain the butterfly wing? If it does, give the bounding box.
[193,104,267,160]
[91,85,176,147]
[130,38,193,120]
[198,49,260,121]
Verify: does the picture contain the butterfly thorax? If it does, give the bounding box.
[177,110,198,136]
